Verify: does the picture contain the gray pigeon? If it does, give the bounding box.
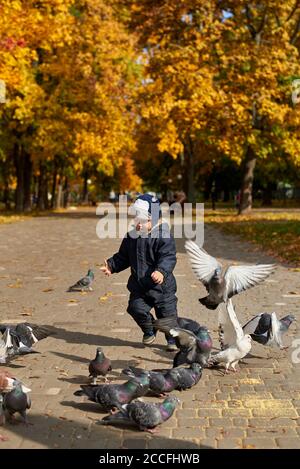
[168,364,203,390]
[89,347,112,384]
[154,317,212,367]
[124,364,203,392]
[99,396,180,433]
[0,323,53,363]
[242,313,296,349]
[185,240,275,310]
[67,269,94,292]
[74,376,150,412]
[3,382,31,424]
[122,367,180,396]
[209,299,252,373]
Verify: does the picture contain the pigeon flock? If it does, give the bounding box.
[0,244,297,436]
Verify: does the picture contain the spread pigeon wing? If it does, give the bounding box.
[269,312,282,347]
[185,240,222,287]
[218,299,244,349]
[168,327,198,350]
[224,264,276,298]
[242,314,264,335]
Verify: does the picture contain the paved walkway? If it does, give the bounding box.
[0,208,299,449]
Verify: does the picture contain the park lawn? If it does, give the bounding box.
[203,209,300,267]
[0,214,24,225]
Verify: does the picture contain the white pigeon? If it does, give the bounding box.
[185,240,275,310]
[209,299,252,373]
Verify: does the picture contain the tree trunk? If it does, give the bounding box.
[50,165,58,209]
[183,136,195,203]
[3,179,10,210]
[63,176,69,208]
[238,146,256,214]
[14,143,24,212]
[23,152,32,212]
[81,170,88,203]
[37,162,46,210]
[262,182,273,206]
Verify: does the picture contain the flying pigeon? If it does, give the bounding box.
[209,299,252,373]
[3,382,31,424]
[154,317,212,367]
[89,347,112,384]
[0,323,53,363]
[0,369,31,394]
[74,376,150,412]
[122,367,180,396]
[67,269,94,292]
[185,240,275,310]
[99,396,180,433]
[242,313,296,349]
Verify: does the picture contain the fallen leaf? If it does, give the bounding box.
[7,282,23,288]
[43,288,54,292]
[21,311,33,317]
[99,296,108,301]
[68,299,78,303]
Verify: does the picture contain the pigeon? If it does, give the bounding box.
[89,347,112,384]
[99,396,180,433]
[67,269,94,292]
[154,317,212,367]
[0,323,53,363]
[209,299,252,373]
[242,313,296,349]
[74,376,150,412]
[122,366,180,396]
[169,363,203,390]
[0,369,31,394]
[185,240,275,310]
[3,382,31,424]
[124,363,203,392]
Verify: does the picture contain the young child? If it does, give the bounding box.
[100,193,178,351]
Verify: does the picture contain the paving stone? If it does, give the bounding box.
[275,437,300,449]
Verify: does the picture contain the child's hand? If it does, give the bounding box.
[100,260,112,276]
[151,270,164,285]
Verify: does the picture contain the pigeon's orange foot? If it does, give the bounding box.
[145,428,158,434]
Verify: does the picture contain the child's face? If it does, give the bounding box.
[135,217,152,232]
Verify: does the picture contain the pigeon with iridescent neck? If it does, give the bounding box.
[74,376,150,412]
[122,366,180,396]
[89,347,112,384]
[243,313,296,349]
[67,269,94,292]
[99,396,180,433]
[154,317,212,367]
[3,382,31,424]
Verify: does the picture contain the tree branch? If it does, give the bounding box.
[286,1,300,23]
[290,14,300,44]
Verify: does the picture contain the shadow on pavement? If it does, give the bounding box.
[0,412,212,449]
